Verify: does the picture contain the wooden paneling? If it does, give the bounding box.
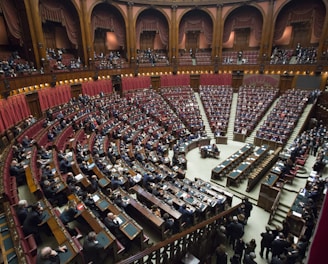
[190,74,200,90]
[71,83,82,99]
[26,92,42,118]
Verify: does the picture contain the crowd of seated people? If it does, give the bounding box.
[6,85,326,264]
[234,85,279,136]
[256,89,310,144]
[125,89,185,139]
[270,44,317,65]
[3,83,326,263]
[136,48,169,67]
[222,50,259,65]
[160,86,205,134]
[199,85,233,136]
[94,51,126,69]
[46,48,84,71]
[0,51,38,77]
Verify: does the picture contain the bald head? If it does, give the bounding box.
[107,212,116,220]
[40,247,53,259]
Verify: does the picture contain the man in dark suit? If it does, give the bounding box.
[271,233,290,258]
[23,203,45,245]
[9,160,26,185]
[83,231,106,263]
[59,157,72,174]
[16,199,29,225]
[260,226,274,259]
[104,212,131,250]
[178,204,194,227]
[227,216,244,250]
[111,175,124,190]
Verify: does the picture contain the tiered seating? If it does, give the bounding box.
[255,89,311,144]
[234,85,279,136]
[199,85,233,136]
[125,89,185,139]
[136,49,168,67]
[195,50,211,65]
[178,52,193,65]
[222,50,259,64]
[222,50,238,64]
[270,45,317,65]
[161,86,205,134]
[242,50,259,64]
[0,90,239,263]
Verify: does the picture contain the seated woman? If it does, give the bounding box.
[59,200,79,225]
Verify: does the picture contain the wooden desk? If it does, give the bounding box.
[115,189,165,239]
[257,174,280,211]
[195,178,233,206]
[215,136,228,145]
[98,177,111,188]
[120,222,140,240]
[177,137,211,154]
[226,161,252,187]
[211,143,254,180]
[59,240,79,264]
[287,188,308,237]
[96,230,114,249]
[130,185,182,222]
[166,182,207,214]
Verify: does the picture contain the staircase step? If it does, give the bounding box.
[194,92,215,139]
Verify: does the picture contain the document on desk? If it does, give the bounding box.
[92,194,100,202]
[292,211,302,218]
[75,174,83,181]
[114,217,123,225]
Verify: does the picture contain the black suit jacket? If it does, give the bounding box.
[83,239,105,263]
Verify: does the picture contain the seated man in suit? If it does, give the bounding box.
[21,135,35,148]
[10,159,27,185]
[59,157,73,174]
[178,203,194,227]
[16,199,30,225]
[111,175,124,190]
[23,203,45,245]
[83,231,107,263]
[42,180,67,207]
[104,212,131,250]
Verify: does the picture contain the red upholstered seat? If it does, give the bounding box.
[21,234,37,264]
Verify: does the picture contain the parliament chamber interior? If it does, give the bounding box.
[0,0,328,263]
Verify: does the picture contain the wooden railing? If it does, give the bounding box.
[0,62,325,93]
[116,203,241,264]
[268,185,283,225]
